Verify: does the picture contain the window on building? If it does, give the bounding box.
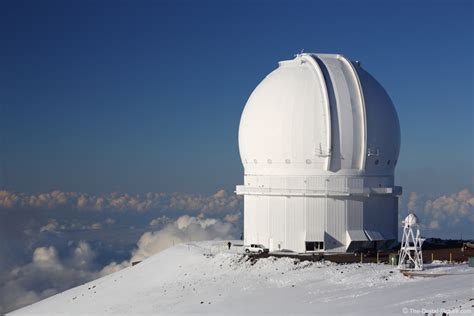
[305,241,324,251]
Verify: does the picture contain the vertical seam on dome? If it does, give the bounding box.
[339,56,367,172]
[312,56,340,173]
[302,54,332,171]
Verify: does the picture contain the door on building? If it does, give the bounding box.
[305,241,324,252]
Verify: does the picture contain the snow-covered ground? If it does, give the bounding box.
[10,241,474,315]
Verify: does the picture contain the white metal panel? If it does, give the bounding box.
[243,196,257,245]
[339,56,367,172]
[363,195,398,240]
[239,56,329,176]
[306,197,325,241]
[315,55,365,171]
[286,197,306,252]
[269,176,286,189]
[347,198,363,231]
[306,176,326,191]
[327,177,346,193]
[347,177,364,194]
[356,66,400,176]
[269,196,286,251]
[258,176,270,189]
[256,196,270,245]
[325,198,347,251]
[347,230,368,241]
[365,230,384,241]
[364,176,394,188]
[302,55,332,171]
[287,177,305,190]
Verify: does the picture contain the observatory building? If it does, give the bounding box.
[236,53,402,253]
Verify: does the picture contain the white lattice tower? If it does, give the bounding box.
[398,213,424,270]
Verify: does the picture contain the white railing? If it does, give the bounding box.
[236,180,400,197]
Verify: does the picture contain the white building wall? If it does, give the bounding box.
[364,195,398,240]
[347,198,364,231]
[306,198,325,242]
[257,196,270,245]
[285,197,306,252]
[243,196,256,244]
[325,198,347,252]
[244,192,398,253]
[269,196,285,251]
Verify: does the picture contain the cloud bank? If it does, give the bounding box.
[101,214,239,273]
[0,241,109,314]
[404,189,474,231]
[131,215,238,262]
[2,188,472,314]
[0,189,241,213]
[0,213,240,314]
[422,189,474,230]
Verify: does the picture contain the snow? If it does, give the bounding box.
[10,241,474,315]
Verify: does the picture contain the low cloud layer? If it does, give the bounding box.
[0,189,241,213]
[38,218,107,234]
[422,189,474,230]
[131,215,238,262]
[0,189,242,314]
[102,214,239,272]
[1,188,472,314]
[404,189,474,232]
[0,241,111,314]
[0,213,240,314]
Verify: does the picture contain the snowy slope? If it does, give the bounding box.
[10,241,474,315]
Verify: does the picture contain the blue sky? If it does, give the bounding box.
[1,0,472,195]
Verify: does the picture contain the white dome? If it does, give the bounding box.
[404,213,419,226]
[238,53,400,177]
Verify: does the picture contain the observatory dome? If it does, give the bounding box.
[239,53,400,177]
[236,53,402,254]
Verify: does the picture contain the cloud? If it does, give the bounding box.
[39,219,60,234]
[98,260,128,276]
[428,220,440,230]
[0,189,242,214]
[149,215,172,227]
[0,241,110,314]
[0,191,20,208]
[85,222,102,230]
[0,188,243,314]
[101,214,239,272]
[224,212,241,223]
[0,212,240,314]
[129,215,238,263]
[38,219,104,234]
[405,189,474,231]
[407,192,418,212]
[3,188,471,314]
[104,218,116,225]
[422,189,474,229]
